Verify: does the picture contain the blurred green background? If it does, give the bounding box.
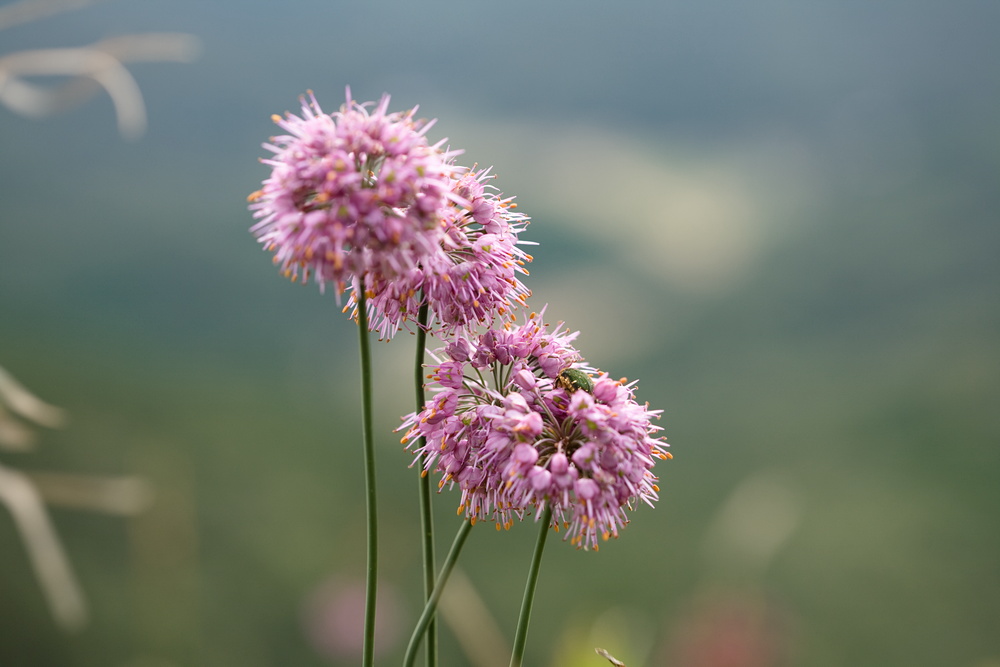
[2,1,999,665]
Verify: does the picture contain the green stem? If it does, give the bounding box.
[403,519,475,667]
[509,506,553,667]
[414,299,437,666]
[357,281,378,667]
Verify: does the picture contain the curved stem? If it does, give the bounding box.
[509,506,553,667]
[414,299,437,666]
[403,518,475,667]
[357,281,378,667]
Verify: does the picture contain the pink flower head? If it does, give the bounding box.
[352,167,533,339]
[248,89,461,295]
[399,310,671,550]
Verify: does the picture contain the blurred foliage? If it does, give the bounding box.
[2,0,999,665]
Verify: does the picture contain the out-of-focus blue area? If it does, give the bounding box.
[1,1,998,665]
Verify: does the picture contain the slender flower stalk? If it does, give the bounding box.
[403,518,475,667]
[413,298,437,667]
[356,281,378,667]
[509,505,553,667]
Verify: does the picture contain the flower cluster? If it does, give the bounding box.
[249,89,672,550]
[249,92,533,338]
[353,167,533,338]
[248,88,675,662]
[400,312,670,550]
[248,90,460,293]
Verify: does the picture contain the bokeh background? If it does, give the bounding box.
[2,1,999,665]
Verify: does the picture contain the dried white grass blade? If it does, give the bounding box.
[0,463,88,631]
[595,647,626,666]
[0,404,38,450]
[0,366,66,429]
[27,472,154,515]
[0,48,147,137]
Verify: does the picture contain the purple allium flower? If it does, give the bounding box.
[248,89,460,295]
[399,311,671,550]
[349,167,533,339]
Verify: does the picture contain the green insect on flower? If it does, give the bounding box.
[556,367,594,394]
